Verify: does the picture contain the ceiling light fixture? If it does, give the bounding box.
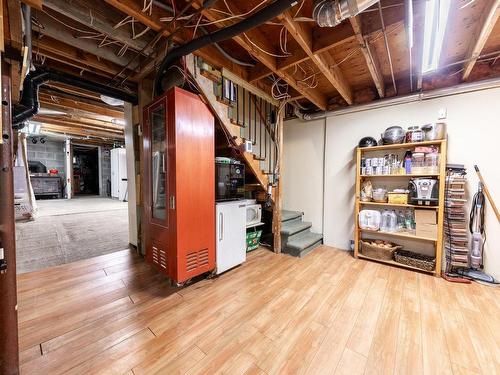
[100,95,125,107]
[421,0,451,74]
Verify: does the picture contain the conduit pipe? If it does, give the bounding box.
[304,76,500,120]
[154,0,299,96]
[313,0,379,27]
[12,68,138,128]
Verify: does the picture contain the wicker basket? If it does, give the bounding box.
[360,240,402,261]
[394,250,436,271]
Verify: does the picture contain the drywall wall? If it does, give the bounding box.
[282,118,325,234]
[284,86,500,279]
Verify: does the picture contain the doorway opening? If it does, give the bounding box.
[72,145,100,196]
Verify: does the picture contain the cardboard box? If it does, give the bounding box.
[416,223,438,239]
[415,209,437,224]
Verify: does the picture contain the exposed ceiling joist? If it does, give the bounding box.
[21,0,42,9]
[103,0,248,81]
[350,16,385,98]
[43,0,151,53]
[280,11,353,105]
[462,0,500,80]
[249,15,405,85]
[33,36,131,78]
[39,94,124,118]
[191,4,328,110]
[33,13,137,69]
[40,124,124,139]
[34,116,124,134]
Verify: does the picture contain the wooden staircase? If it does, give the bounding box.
[185,55,279,192]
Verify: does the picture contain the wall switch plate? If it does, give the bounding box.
[438,107,447,119]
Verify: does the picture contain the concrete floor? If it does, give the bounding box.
[15,196,129,274]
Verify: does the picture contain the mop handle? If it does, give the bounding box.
[474,165,500,223]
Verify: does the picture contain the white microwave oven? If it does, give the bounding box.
[245,201,262,227]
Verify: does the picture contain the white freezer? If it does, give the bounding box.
[216,201,246,274]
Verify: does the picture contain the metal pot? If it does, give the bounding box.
[421,122,447,141]
[381,126,405,144]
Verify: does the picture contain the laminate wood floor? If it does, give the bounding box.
[17,246,500,375]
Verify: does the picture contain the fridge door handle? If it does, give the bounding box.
[219,212,223,241]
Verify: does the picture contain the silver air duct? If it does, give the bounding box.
[313,0,378,27]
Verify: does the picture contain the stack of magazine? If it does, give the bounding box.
[444,165,469,270]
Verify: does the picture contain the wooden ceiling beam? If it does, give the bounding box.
[103,0,248,82]
[249,15,403,84]
[279,11,353,105]
[39,94,124,118]
[191,4,328,110]
[40,124,124,139]
[35,115,124,132]
[33,36,132,78]
[34,116,124,134]
[350,16,385,98]
[43,0,151,53]
[33,13,137,69]
[312,21,357,54]
[21,0,42,9]
[462,0,500,80]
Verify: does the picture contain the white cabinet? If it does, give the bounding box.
[216,201,246,274]
[111,148,127,201]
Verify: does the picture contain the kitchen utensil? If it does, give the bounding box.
[408,178,439,206]
[381,126,405,144]
[421,122,447,141]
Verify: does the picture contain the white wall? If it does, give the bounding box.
[282,118,325,233]
[284,87,500,279]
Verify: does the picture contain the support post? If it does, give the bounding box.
[64,138,72,199]
[124,102,138,247]
[272,108,284,253]
[0,73,20,375]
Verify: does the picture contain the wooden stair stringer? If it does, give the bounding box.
[185,54,269,191]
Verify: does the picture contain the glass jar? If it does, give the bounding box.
[406,126,425,143]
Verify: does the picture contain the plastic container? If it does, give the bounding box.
[358,210,382,230]
[424,153,439,174]
[381,210,398,232]
[411,152,425,174]
[372,188,388,203]
[388,192,408,204]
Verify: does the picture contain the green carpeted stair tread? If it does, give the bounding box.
[281,210,303,222]
[280,220,312,236]
[285,232,323,252]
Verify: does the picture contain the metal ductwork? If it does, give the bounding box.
[313,0,378,27]
[154,0,299,96]
[12,68,138,129]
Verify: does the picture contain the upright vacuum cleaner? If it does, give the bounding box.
[456,168,499,285]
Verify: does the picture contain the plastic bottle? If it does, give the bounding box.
[397,210,405,231]
[404,151,412,175]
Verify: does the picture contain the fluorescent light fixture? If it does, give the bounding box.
[421,0,451,74]
[111,118,126,126]
[100,95,124,107]
[24,121,42,135]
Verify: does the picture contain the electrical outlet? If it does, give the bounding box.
[438,107,447,119]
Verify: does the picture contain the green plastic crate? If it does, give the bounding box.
[246,230,262,252]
